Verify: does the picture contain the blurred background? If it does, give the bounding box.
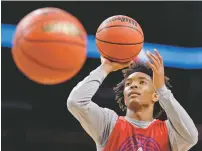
[1,1,202,151]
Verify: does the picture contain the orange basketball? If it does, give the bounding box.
[96,15,144,63]
[12,7,87,85]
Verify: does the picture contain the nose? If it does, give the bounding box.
[130,82,138,89]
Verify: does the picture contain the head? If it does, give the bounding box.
[113,61,171,119]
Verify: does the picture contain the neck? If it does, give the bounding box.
[126,105,154,122]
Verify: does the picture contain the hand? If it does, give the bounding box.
[100,56,131,74]
[146,49,165,90]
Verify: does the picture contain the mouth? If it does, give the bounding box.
[128,91,141,97]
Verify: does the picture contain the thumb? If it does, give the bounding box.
[120,61,132,69]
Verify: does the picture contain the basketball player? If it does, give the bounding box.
[67,49,198,150]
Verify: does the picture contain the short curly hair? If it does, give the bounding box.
[113,61,172,119]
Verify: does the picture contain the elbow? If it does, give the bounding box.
[187,129,199,146]
[66,99,78,111]
[67,96,90,113]
[191,132,198,145]
[188,136,198,147]
[192,137,198,146]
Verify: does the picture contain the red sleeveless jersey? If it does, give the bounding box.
[103,116,170,151]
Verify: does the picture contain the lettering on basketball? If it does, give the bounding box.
[42,22,81,36]
[104,17,138,27]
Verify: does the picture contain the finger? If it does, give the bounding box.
[149,51,161,66]
[122,61,131,68]
[146,51,160,68]
[146,60,158,72]
[154,49,163,65]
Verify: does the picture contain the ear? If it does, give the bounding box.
[123,91,128,106]
[152,92,158,103]
[124,99,128,106]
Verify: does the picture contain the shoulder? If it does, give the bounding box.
[152,119,168,130]
[97,108,118,147]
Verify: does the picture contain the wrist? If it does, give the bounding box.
[156,84,168,94]
[100,63,112,75]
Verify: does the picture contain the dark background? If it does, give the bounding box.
[2,1,202,151]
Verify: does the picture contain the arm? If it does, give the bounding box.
[67,64,118,145]
[157,85,198,151]
[146,49,198,151]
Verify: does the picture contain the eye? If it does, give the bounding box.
[140,80,147,85]
[125,82,131,86]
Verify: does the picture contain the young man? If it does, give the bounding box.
[67,49,198,151]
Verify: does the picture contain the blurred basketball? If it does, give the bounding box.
[96,15,144,63]
[12,7,87,85]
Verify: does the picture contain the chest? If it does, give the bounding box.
[104,119,170,151]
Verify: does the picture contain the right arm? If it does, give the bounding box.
[67,64,118,145]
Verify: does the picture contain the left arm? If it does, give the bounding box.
[146,49,198,151]
[157,85,198,151]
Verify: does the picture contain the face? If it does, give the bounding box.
[123,72,158,110]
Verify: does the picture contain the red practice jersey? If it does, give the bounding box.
[103,116,170,151]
